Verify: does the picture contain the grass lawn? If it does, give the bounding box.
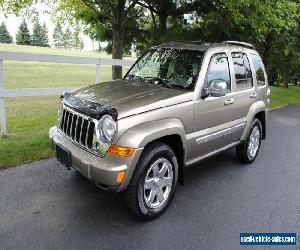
[268,86,300,109]
[0,44,132,168]
[0,44,300,168]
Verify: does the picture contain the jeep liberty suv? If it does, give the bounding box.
[49,41,270,220]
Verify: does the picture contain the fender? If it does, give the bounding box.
[115,118,187,189]
[117,118,187,151]
[241,101,267,140]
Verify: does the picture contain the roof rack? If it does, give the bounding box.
[222,41,255,49]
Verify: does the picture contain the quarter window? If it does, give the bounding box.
[251,54,266,86]
[231,52,253,90]
[206,53,231,92]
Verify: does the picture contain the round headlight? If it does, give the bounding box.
[97,115,117,143]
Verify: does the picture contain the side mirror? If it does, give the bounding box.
[208,80,227,97]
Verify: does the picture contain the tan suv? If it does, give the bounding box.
[49,41,270,220]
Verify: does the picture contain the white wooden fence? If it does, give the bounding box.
[0,51,135,137]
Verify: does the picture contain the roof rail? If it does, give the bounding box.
[222,41,255,49]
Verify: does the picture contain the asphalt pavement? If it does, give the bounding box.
[1,105,300,250]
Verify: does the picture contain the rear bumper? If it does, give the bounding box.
[49,126,142,192]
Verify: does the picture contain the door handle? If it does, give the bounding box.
[224,98,234,105]
[250,92,257,99]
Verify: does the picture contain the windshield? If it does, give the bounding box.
[125,48,203,90]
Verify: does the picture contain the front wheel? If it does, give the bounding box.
[124,142,178,220]
[236,119,262,164]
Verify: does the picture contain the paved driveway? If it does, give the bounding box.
[1,105,300,250]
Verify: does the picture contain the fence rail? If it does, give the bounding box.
[0,51,135,137]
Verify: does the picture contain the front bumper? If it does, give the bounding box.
[49,126,142,192]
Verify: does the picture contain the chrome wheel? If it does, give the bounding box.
[143,158,173,209]
[247,125,261,159]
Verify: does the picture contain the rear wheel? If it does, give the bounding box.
[125,142,178,220]
[236,119,262,164]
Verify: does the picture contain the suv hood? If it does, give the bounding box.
[69,79,193,119]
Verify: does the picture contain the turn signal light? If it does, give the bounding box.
[116,171,126,184]
[108,144,135,157]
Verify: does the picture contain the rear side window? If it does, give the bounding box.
[251,54,266,86]
[231,52,253,90]
[206,53,231,92]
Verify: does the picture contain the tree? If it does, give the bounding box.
[16,19,31,45]
[31,19,44,46]
[73,23,84,49]
[57,0,140,79]
[2,0,300,83]
[199,0,299,86]
[53,22,64,48]
[41,22,49,47]
[0,22,13,43]
[63,27,73,48]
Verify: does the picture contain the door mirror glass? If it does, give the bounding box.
[209,80,227,97]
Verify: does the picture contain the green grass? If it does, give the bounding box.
[269,86,300,109]
[0,44,300,168]
[0,96,57,167]
[0,44,132,168]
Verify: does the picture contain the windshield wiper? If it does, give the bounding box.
[143,77,172,89]
[126,74,143,81]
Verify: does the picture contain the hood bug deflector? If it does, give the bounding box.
[63,91,118,121]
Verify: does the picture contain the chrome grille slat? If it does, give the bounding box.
[67,113,73,136]
[60,110,66,130]
[87,122,95,149]
[80,119,88,146]
[85,121,90,146]
[71,114,77,139]
[63,111,69,133]
[79,118,83,144]
[76,117,83,143]
[59,105,96,153]
[73,115,79,140]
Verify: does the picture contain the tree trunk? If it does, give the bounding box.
[112,0,126,80]
[159,0,167,33]
[282,70,289,88]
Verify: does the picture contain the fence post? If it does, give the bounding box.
[96,63,100,83]
[0,59,7,138]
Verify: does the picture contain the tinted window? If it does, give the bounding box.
[206,53,231,92]
[251,54,266,86]
[232,52,253,90]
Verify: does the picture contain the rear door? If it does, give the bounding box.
[249,53,268,104]
[228,51,257,119]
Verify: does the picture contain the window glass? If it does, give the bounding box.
[251,54,266,86]
[232,52,253,90]
[206,53,231,92]
[126,48,203,90]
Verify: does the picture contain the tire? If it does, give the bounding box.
[236,118,262,164]
[124,142,178,220]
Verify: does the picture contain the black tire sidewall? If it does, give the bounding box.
[136,144,178,218]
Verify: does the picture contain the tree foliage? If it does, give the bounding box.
[31,19,49,47]
[53,22,64,48]
[2,0,300,85]
[16,19,31,45]
[0,22,13,43]
[73,23,84,49]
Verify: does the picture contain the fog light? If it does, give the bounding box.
[116,171,126,184]
[108,144,135,157]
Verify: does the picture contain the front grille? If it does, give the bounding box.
[59,106,96,150]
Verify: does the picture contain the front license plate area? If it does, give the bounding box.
[56,145,71,170]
